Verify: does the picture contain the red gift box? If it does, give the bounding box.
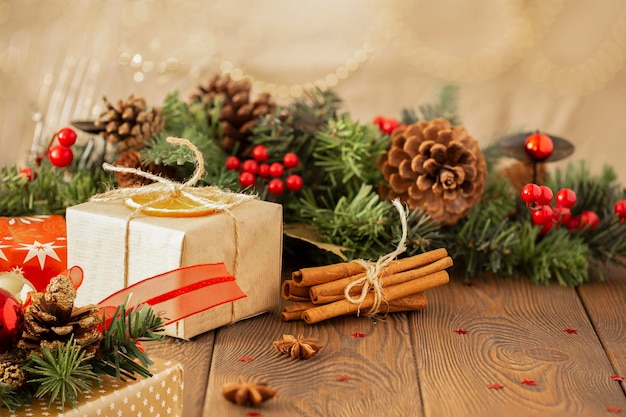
[0,215,67,291]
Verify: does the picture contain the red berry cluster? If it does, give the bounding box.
[21,127,77,180]
[614,199,626,223]
[521,183,604,234]
[373,116,405,134]
[226,145,303,196]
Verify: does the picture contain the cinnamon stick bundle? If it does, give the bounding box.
[281,247,452,324]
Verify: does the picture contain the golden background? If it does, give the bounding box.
[1,0,625,184]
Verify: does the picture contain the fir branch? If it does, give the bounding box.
[93,301,165,381]
[312,115,389,198]
[0,382,31,411]
[400,84,461,125]
[24,337,100,410]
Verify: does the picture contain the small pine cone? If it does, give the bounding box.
[0,353,26,389]
[379,118,487,226]
[500,161,547,195]
[95,95,164,154]
[191,74,275,156]
[18,274,103,357]
[113,150,176,188]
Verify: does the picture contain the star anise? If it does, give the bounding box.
[273,334,323,359]
[222,380,277,406]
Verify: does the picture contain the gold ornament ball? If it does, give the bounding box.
[0,271,36,304]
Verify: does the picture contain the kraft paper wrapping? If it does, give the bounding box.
[6,358,183,417]
[65,199,283,339]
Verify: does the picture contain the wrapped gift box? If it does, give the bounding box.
[66,199,283,339]
[0,215,67,291]
[6,357,183,417]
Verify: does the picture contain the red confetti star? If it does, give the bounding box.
[454,329,469,335]
[606,406,622,413]
[463,282,475,287]
[563,328,578,334]
[351,332,366,338]
[487,383,504,390]
[611,375,625,382]
[237,356,255,362]
[248,412,262,417]
[521,379,536,386]
[337,375,351,381]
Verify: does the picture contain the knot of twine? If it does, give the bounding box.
[91,136,255,211]
[344,199,408,316]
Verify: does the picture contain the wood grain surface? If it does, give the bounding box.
[411,273,626,417]
[148,264,626,417]
[577,265,626,389]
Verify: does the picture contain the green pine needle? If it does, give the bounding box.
[24,338,100,410]
[0,382,32,411]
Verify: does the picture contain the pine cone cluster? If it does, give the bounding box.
[379,118,487,226]
[95,95,164,154]
[191,74,275,156]
[18,273,102,356]
[114,150,176,188]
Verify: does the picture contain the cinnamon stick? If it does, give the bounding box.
[302,270,449,324]
[310,256,453,304]
[281,280,311,302]
[292,248,448,287]
[281,292,428,321]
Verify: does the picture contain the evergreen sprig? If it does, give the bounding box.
[93,301,165,381]
[24,337,99,410]
[0,382,31,411]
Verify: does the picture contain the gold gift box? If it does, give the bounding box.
[66,199,283,339]
[6,358,183,417]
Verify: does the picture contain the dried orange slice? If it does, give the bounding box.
[124,190,230,218]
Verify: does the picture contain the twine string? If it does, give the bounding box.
[343,199,408,316]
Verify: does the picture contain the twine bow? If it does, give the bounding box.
[343,199,408,316]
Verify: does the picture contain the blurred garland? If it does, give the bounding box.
[1,80,625,286]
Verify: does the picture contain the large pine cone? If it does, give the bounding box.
[95,95,164,154]
[18,273,102,356]
[379,118,487,226]
[190,74,275,156]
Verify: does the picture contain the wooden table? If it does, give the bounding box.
[146,261,626,417]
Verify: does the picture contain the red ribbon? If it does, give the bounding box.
[97,263,247,325]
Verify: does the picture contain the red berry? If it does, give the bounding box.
[566,215,581,230]
[269,162,284,177]
[614,199,626,219]
[251,145,269,162]
[552,206,571,224]
[238,171,256,188]
[18,167,35,181]
[539,220,555,235]
[241,159,259,175]
[56,127,77,147]
[48,145,74,167]
[373,116,385,126]
[531,205,554,225]
[536,185,553,206]
[282,152,299,168]
[258,163,270,178]
[225,156,241,171]
[381,118,400,134]
[555,188,576,209]
[521,183,542,203]
[524,132,554,161]
[268,178,285,195]
[579,211,600,229]
[285,174,303,192]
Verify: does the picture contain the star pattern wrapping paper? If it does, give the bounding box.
[0,215,67,291]
[6,358,184,417]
